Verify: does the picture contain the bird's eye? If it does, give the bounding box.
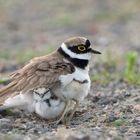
[77,46,86,51]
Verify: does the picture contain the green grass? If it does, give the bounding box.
[0,109,15,115]
[124,52,140,85]
[91,50,140,86]
[112,119,129,126]
[90,49,119,85]
[0,79,9,84]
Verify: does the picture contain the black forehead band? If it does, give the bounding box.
[69,43,90,48]
[72,39,91,48]
[85,39,91,47]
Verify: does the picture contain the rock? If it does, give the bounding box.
[108,115,119,122]
[134,104,140,111]
[108,129,118,137]
[132,116,140,125]
[91,96,100,103]
[0,118,12,130]
[26,122,34,129]
[124,92,131,97]
[98,97,117,105]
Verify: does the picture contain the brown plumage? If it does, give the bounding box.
[64,37,87,47]
[0,51,75,103]
[0,36,102,123]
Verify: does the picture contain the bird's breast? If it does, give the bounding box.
[59,67,91,101]
[62,78,90,101]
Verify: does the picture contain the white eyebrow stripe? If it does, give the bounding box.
[60,43,91,60]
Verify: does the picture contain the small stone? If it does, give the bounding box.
[26,122,34,129]
[132,117,140,125]
[124,92,131,97]
[108,114,119,122]
[136,131,140,136]
[134,104,140,111]
[108,130,118,137]
[91,96,100,102]
[20,124,27,129]
[119,127,128,133]
[99,97,117,105]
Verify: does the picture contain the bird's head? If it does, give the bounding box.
[58,36,101,69]
[59,36,101,60]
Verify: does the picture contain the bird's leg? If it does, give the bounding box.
[65,100,79,123]
[55,99,70,124]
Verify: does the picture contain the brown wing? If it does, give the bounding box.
[0,51,75,103]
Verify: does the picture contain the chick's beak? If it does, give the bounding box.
[90,48,101,54]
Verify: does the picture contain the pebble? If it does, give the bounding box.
[132,117,140,125]
[134,104,140,111]
[108,114,119,122]
[26,122,35,129]
[108,129,118,137]
[98,97,117,105]
[124,92,131,97]
[91,96,100,103]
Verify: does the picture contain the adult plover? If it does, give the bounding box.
[0,37,101,123]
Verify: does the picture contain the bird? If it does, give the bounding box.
[0,36,101,123]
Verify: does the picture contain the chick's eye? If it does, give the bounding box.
[77,46,86,51]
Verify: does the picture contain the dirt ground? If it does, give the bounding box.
[0,0,140,139]
[0,82,140,140]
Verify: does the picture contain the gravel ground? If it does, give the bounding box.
[0,81,140,140]
[0,0,140,139]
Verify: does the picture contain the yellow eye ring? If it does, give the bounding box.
[78,46,86,51]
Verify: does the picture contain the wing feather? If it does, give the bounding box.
[0,52,75,103]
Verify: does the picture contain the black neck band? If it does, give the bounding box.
[58,47,89,69]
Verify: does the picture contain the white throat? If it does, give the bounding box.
[61,43,91,60]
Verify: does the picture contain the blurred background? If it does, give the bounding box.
[0,0,140,85]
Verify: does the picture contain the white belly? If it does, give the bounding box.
[62,80,90,101]
[59,66,91,101]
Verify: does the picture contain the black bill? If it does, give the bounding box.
[90,48,101,54]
